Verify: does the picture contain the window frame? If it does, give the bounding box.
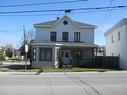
[118,31,120,41]
[50,31,57,42]
[74,32,80,42]
[111,35,113,43]
[39,48,52,61]
[32,48,36,61]
[62,32,68,42]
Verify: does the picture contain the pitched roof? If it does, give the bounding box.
[34,16,96,28]
[104,18,127,36]
[35,20,58,26]
[73,21,95,27]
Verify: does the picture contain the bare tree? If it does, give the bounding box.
[25,30,35,44]
[5,44,14,57]
[19,29,35,67]
[18,29,35,46]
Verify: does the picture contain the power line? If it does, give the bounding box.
[0,29,20,34]
[0,0,88,8]
[95,0,115,40]
[0,7,126,16]
[0,5,126,14]
[0,29,16,33]
[101,0,115,29]
[0,13,62,16]
[99,0,114,27]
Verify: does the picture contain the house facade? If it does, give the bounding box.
[31,15,98,68]
[105,18,127,69]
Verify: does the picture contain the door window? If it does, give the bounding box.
[65,52,69,57]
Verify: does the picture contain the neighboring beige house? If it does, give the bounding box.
[105,18,127,69]
[31,15,98,68]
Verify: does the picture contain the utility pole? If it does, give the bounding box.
[23,25,27,71]
[23,25,26,44]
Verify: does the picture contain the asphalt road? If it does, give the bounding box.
[0,72,127,95]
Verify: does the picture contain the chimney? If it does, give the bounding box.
[57,17,59,20]
[65,9,71,13]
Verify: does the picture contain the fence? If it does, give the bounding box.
[72,56,119,69]
[95,56,119,69]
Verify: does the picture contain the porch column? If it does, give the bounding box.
[96,47,97,56]
[91,48,95,65]
[53,46,60,68]
[36,46,39,63]
[92,48,94,59]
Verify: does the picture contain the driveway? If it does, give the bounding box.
[0,72,127,95]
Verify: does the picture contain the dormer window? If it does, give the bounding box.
[63,20,68,25]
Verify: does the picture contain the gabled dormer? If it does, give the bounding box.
[34,15,97,44]
[34,15,96,29]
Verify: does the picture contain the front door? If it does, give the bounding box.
[62,50,70,64]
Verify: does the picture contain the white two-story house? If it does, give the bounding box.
[105,18,127,69]
[31,15,98,68]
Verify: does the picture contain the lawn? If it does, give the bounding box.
[0,66,113,72]
[72,67,112,72]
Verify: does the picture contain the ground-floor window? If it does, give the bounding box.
[32,48,36,60]
[39,48,52,61]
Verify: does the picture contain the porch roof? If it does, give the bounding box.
[31,42,99,48]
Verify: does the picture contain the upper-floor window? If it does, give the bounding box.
[74,32,80,42]
[63,20,68,25]
[118,31,120,41]
[50,32,56,42]
[111,35,113,43]
[62,32,68,42]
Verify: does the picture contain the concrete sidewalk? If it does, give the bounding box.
[0,70,127,75]
[0,72,36,75]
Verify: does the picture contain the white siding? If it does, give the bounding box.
[105,24,127,69]
[35,18,94,44]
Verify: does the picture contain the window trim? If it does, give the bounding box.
[111,35,113,43]
[63,20,68,25]
[32,48,36,61]
[74,32,80,42]
[50,31,57,42]
[118,31,120,41]
[62,32,68,42]
[39,48,52,61]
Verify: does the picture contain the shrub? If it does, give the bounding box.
[0,50,5,61]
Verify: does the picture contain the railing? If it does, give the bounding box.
[72,58,94,67]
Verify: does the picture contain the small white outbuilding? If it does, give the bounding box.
[105,18,127,69]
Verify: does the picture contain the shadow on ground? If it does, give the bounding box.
[2,65,31,70]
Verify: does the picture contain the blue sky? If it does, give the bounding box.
[0,0,127,48]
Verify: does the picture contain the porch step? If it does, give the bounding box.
[63,65,72,72]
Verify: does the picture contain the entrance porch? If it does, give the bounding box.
[31,42,98,68]
[58,46,97,68]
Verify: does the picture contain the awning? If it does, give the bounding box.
[31,42,99,48]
